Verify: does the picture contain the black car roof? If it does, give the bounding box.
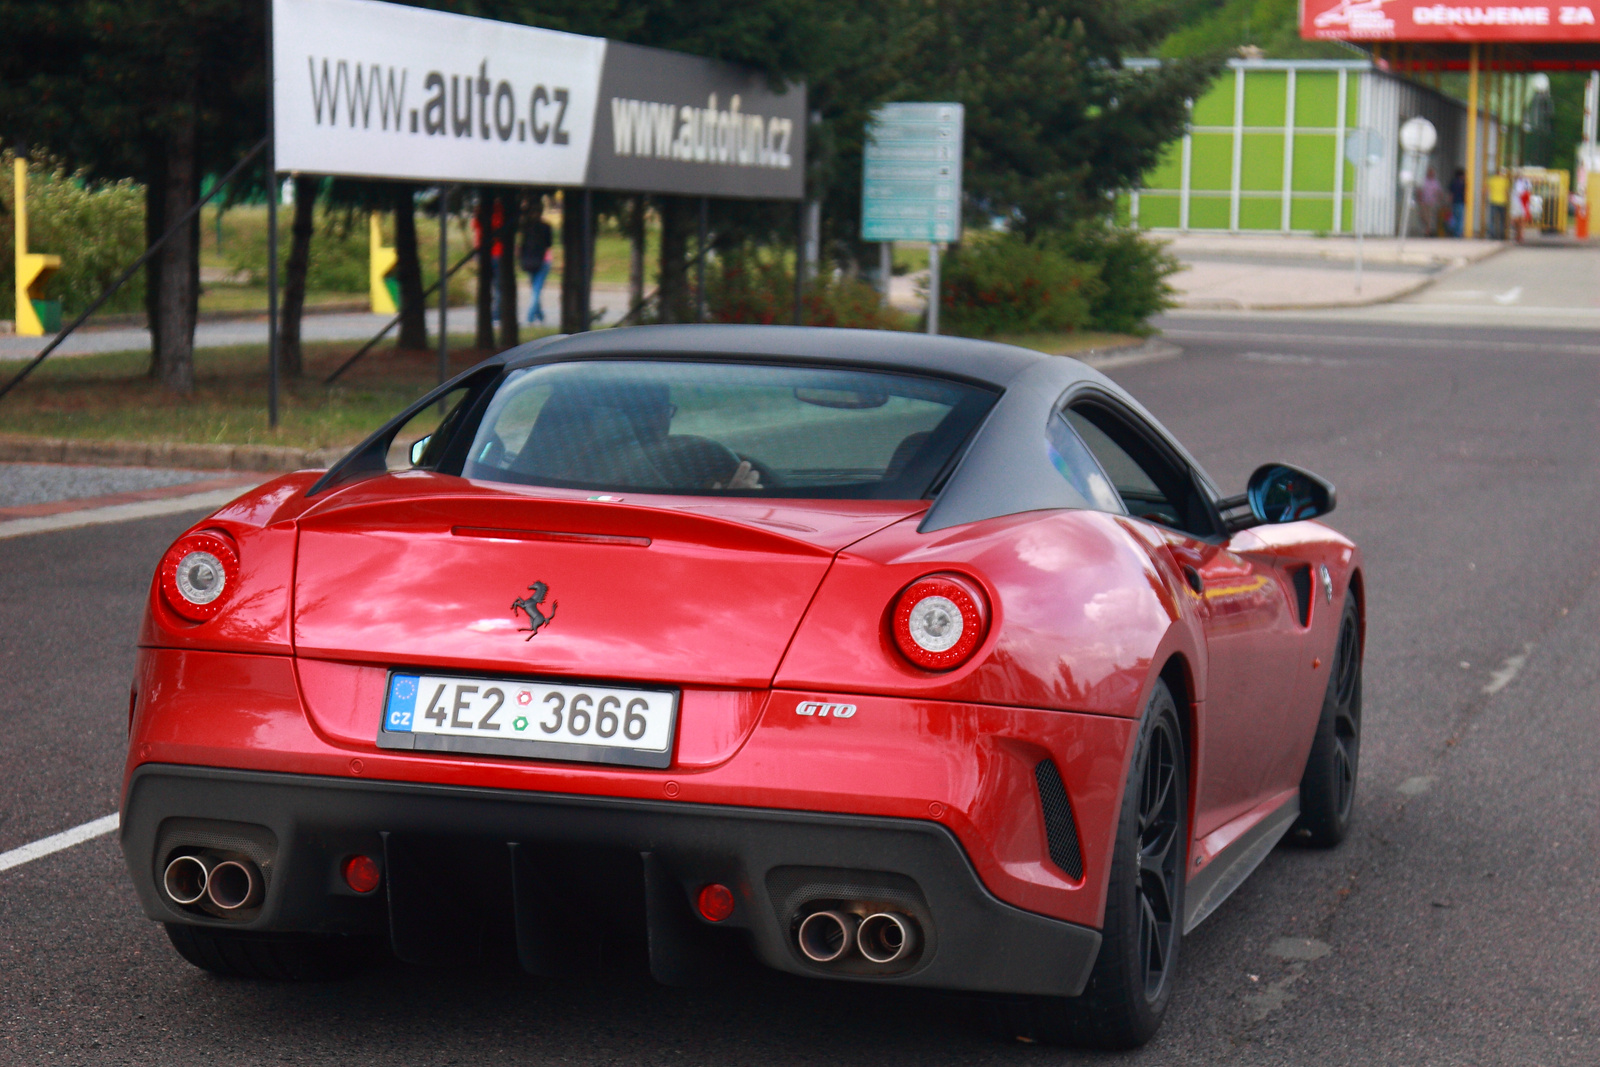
[503,324,1057,391]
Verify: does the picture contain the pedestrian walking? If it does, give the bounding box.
[1418,167,1445,236]
[521,197,554,325]
[1448,168,1466,237]
[471,199,507,319]
[1511,173,1533,243]
[1487,170,1509,240]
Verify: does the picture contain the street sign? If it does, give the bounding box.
[861,103,964,242]
[1344,127,1384,168]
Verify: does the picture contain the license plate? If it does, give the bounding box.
[377,672,678,769]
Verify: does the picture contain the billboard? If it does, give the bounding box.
[272,0,805,198]
[1301,0,1600,41]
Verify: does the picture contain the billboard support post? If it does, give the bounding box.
[581,189,593,331]
[1466,44,1480,238]
[438,185,448,387]
[794,201,804,325]
[927,243,940,335]
[697,197,708,323]
[265,0,279,429]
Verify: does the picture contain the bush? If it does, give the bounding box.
[0,151,146,321]
[937,234,1103,338]
[1048,223,1180,334]
[707,248,905,329]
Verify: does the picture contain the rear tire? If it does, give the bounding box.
[987,680,1188,1049]
[164,923,372,980]
[1296,597,1363,847]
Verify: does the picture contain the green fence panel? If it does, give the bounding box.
[1295,73,1341,128]
[1147,143,1183,190]
[1292,134,1338,193]
[1237,196,1281,230]
[1188,196,1231,229]
[1189,134,1234,191]
[1241,133,1286,192]
[1191,79,1235,127]
[1138,195,1182,229]
[1290,197,1335,232]
[1243,71,1287,127]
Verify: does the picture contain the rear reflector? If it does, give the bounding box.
[342,855,382,894]
[696,883,735,922]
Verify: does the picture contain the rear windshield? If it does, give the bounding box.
[462,360,997,499]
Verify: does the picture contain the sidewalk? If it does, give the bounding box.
[0,282,636,362]
[1161,233,1503,311]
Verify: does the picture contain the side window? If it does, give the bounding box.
[385,386,472,471]
[1065,402,1216,538]
[1046,413,1124,513]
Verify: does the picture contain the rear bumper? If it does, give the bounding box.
[122,763,1102,997]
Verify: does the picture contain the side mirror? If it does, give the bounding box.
[1245,463,1335,525]
[409,434,433,467]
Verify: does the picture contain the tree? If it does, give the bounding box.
[278,175,316,378]
[0,0,266,393]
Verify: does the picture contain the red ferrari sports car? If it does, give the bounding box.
[121,326,1362,1048]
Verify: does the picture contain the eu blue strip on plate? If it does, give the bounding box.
[386,674,420,732]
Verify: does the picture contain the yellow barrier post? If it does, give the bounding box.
[369,212,398,314]
[13,157,62,336]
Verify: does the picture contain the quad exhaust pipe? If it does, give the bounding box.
[797,910,857,963]
[162,853,263,912]
[163,855,210,906]
[857,912,917,963]
[795,906,920,965]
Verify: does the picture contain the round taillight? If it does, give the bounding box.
[342,855,382,895]
[891,574,989,671]
[696,883,735,923]
[158,531,239,622]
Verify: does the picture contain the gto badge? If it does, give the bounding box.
[796,701,856,718]
[511,581,559,640]
[1318,564,1334,605]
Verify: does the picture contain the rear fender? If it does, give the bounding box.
[138,472,322,654]
[776,509,1204,718]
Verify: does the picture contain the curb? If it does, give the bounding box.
[0,434,344,473]
[1077,338,1182,369]
[1171,242,1508,312]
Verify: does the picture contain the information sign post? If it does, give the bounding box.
[862,103,963,334]
[1344,127,1384,294]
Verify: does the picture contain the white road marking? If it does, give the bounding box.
[1241,352,1351,367]
[1162,328,1600,356]
[0,813,119,874]
[1492,286,1524,305]
[1398,776,1436,796]
[1484,644,1533,695]
[0,487,240,541]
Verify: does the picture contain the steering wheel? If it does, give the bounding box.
[734,454,782,490]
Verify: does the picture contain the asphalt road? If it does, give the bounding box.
[3,315,1598,1064]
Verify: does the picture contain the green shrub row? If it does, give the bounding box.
[938,226,1179,338]
[706,248,906,330]
[1,151,146,321]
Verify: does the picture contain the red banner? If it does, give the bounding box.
[1301,0,1600,40]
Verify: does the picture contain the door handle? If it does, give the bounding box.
[1182,566,1204,595]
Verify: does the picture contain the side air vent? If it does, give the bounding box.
[1034,760,1084,880]
[1289,564,1312,626]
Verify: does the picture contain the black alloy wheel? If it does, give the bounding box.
[1296,597,1363,846]
[1135,710,1183,1001]
[984,680,1188,1049]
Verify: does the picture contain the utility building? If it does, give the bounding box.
[1123,58,1474,236]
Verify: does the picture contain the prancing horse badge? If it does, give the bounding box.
[511,581,558,640]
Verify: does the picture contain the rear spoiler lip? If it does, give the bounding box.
[294,483,928,559]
